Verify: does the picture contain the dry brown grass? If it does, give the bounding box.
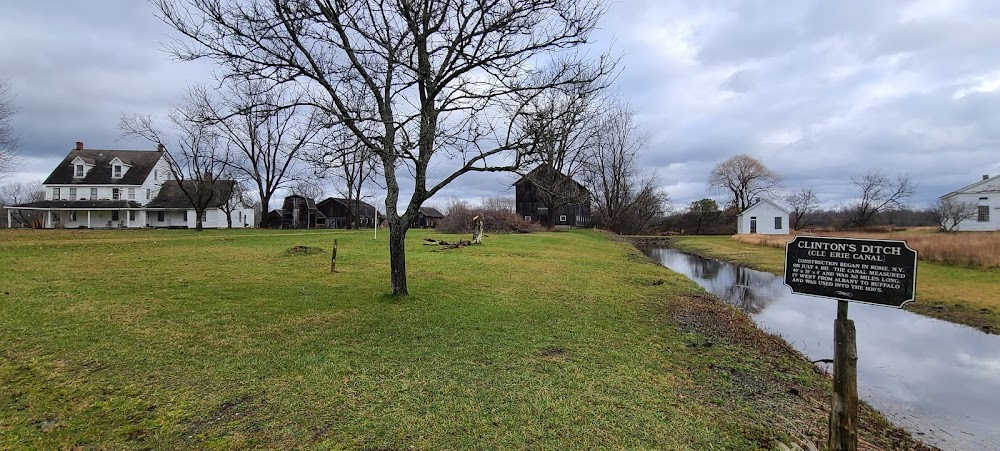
[732,229,1000,268]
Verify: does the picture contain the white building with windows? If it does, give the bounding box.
[736,199,790,235]
[939,174,999,231]
[4,142,254,229]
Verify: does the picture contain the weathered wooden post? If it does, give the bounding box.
[472,215,484,244]
[784,236,916,451]
[829,300,858,451]
[330,239,338,273]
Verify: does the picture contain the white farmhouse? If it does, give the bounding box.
[4,142,254,229]
[736,199,790,235]
[939,174,999,231]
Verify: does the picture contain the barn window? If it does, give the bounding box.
[979,206,990,222]
[524,215,531,221]
[559,215,567,222]
[774,217,782,230]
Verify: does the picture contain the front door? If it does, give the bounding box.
[750,217,757,234]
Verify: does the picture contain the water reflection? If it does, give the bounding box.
[641,247,1000,451]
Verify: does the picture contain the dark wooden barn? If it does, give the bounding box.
[514,164,591,228]
[280,195,326,229]
[415,206,445,228]
[316,197,381,229]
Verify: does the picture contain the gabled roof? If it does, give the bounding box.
[317,197,376,211]
[513,163,589,193]
[736,199,790,217]
[44,146,165,185]
[419,206,444,218]
[146,180,237,209]
[940,174,1000,199]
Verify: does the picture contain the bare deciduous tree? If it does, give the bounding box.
[930,197,977,232]
[709,155,782,212]
[303,124,380,229]
[186,81,321,228]
[1,181,44,228]
[0,80,19,180]
[121,99,235,231]
[848,170,916,227]
[785,188,819,230]
[156,0,612,295]
[480,196,515,213]
[583,101,666,234]
[519,77,607,229]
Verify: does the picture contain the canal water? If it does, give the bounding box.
[640,247,1000,451]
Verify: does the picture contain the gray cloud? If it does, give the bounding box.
[3,0,1000,213]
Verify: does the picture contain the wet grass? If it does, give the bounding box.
[672,235,1000,333]
[0,229,928,449]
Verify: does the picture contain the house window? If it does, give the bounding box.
[183,211,188,221]
[128,188,135,200]
[112,188,120,200]
[90,188,98,199]
[157,212,165,222]
[775,217,783,230]
[146,189,151,200]
[559,215,567,222]
[75,164,84,177]
[69,188,77,199]
[113,165,122,178]
[69,211,77,222]
[112,211,119,221]
[979,206,990,222]
[200,211,207,221]
[129,211,135,221]
[153,170,158,181]
[53,187,61,199]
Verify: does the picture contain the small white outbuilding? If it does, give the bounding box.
[736,199,790,234]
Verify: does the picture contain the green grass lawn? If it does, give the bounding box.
[0,229,923,449]
[671,235,1000,333]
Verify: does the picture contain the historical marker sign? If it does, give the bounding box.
[784,236,917,307]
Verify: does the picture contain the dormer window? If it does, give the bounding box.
[75,164,84,177]
[113,165,123,178]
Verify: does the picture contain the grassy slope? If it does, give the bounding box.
[0,229,923,449]
[671,235,1000,333]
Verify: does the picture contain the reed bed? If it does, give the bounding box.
[732,230,1000,268]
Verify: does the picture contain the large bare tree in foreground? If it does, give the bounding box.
[709,154,782,212]
[156,0,612,295]
[0,80,19,180]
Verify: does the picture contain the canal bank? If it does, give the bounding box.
[631,240,1000,451]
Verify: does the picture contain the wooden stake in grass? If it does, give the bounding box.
[331,239,338,273]
[829,300,858,451]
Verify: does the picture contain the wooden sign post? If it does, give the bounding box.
[784,236,917,451]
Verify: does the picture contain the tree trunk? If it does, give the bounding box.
[259,194,271,228]
[388,221,409,296]
[195,208,204,231]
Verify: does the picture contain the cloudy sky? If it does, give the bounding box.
[2,0,1000,211]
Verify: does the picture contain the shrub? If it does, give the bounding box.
[436,202,542,234]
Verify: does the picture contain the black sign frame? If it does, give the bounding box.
[784,236,917,308]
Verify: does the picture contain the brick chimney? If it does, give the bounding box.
[75,141,84,150]
[985,175,991,181]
